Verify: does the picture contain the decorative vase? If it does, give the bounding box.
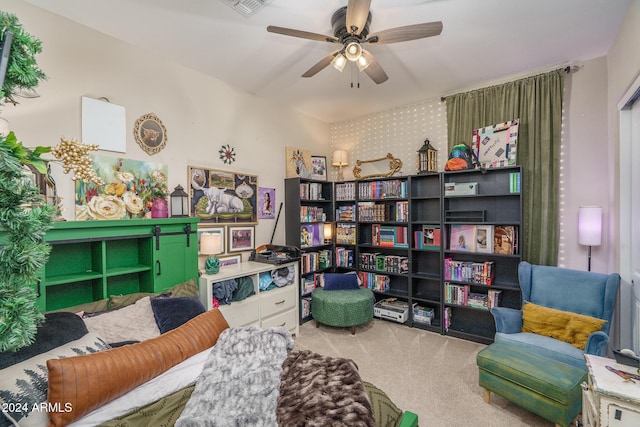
[151,198,168,218]
[205,256,220,274]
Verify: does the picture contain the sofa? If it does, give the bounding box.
[0,279,418,427]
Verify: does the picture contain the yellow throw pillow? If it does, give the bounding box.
[521,302,606,350]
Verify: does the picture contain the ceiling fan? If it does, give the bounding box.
[266,0,443,84]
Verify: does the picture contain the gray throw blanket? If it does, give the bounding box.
[175,326,294,427]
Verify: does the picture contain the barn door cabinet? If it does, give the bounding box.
[33,218,199,311]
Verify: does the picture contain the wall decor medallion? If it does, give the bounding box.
[188,166,258,225]
[134,113,167,155]
[219,144,236,164]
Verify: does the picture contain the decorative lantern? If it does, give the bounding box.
[417,138,438,174]
[170,185,189,217]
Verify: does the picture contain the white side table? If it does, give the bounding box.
[582,354,640,427]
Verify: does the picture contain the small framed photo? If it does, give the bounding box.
[197,227,225,255]
[228,226,255,252]
[311,156,327,181]
[133,112,167,155]
[218,254,241,267]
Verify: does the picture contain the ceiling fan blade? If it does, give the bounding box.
[346,0,371,36]
[302,51,340,78]
[367,21,443,44]
[267,26,339,43]
[361,50,388,84]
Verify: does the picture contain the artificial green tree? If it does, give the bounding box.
[0,132,54,351]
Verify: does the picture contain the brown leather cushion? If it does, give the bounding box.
[47,309,229,427]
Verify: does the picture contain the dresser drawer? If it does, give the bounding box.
[260,286,296,318]
[261,308,297,332]
[218,297,260,327]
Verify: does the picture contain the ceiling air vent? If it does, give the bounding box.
[221,0,273,17]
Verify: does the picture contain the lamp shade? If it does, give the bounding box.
[578,206,602,246]
[332,150,349,166]
[200,232,223,255]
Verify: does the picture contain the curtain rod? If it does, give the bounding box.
[440,66,572,102]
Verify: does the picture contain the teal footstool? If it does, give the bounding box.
[477,342,587,427]
[311,287,374,334]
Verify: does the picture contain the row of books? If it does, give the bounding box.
[335,182,356,201]
[302,297,311,318]
[358,202,391,222]
[372,224,408,247]
[358,179,408,200]
[359,252,409,274]
[335,247,354,267]
[335,223,357,245]
[358,271,391,292]
[336,205,355,221]
[299,182,326,201]
[414,226,441,249]
[444,282,502,310]
[301,249,331,274]
[299,206,325,223]
[449,224,518,255]
[509,172,521,193]
[443,259,495,285]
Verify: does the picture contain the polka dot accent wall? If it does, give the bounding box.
[329,98,447,181]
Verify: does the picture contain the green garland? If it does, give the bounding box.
[0,132,54,351]
[0,11,47,105]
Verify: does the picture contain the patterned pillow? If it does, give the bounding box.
[0,332,110,427]
[364,381,403,427]
[83,297,161,343]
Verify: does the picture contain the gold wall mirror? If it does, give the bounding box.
[353,153,403,180]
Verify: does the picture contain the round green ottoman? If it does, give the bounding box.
[311,287,374,334]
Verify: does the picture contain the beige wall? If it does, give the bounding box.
[1,0,330,254]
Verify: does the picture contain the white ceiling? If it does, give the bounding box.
[24,0,631,123]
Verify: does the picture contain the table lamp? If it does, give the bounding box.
[200,232,223,274]
[332,150,349,181]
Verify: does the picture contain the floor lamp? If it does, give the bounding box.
[578,206,602,271]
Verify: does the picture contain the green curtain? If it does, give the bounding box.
[445,69,565,265]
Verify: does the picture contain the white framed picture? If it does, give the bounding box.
[475,225,494,253]
[228,226,255,253]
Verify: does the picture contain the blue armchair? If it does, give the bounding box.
[491,261,620,370]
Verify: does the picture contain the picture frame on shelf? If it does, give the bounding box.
[475,224,494,253]
[228,225,255,252]
[449,224,477,252]
[471,119,519,169]
[310,156,327,181]
[197,226,225,255]
[218,254,241,267]
[285,147,312,179]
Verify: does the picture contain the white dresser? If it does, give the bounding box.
[582,354,640,427]
[199,261,299,336]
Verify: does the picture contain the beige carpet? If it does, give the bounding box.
[294,318,556,427]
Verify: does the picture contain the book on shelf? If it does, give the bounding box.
[300,223,324,248]
[358,202,390,222]
[474,224,494,253]
[494,225,518,255]
[299,182,324,200]
[335,204,355,221]
[358,271,391,292]
[335,247,354,267]
[358,179,408,200]
[299,206,325,222]
[443,258,494,285]
[335,182,356,200]
[449,224,477,252]
[422,226,441,248]
[509,172,521,193]
[335,223,357,245]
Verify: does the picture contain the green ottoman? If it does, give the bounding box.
[311,287,374,334]
[477,342,587,427]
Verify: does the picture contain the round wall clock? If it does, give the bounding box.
[134,113,167,155]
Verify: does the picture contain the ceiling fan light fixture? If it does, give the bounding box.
[344,42,362,61]
[357,55,370,71]
[331,54,347,72]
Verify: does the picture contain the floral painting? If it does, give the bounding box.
[75,155,168,220]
